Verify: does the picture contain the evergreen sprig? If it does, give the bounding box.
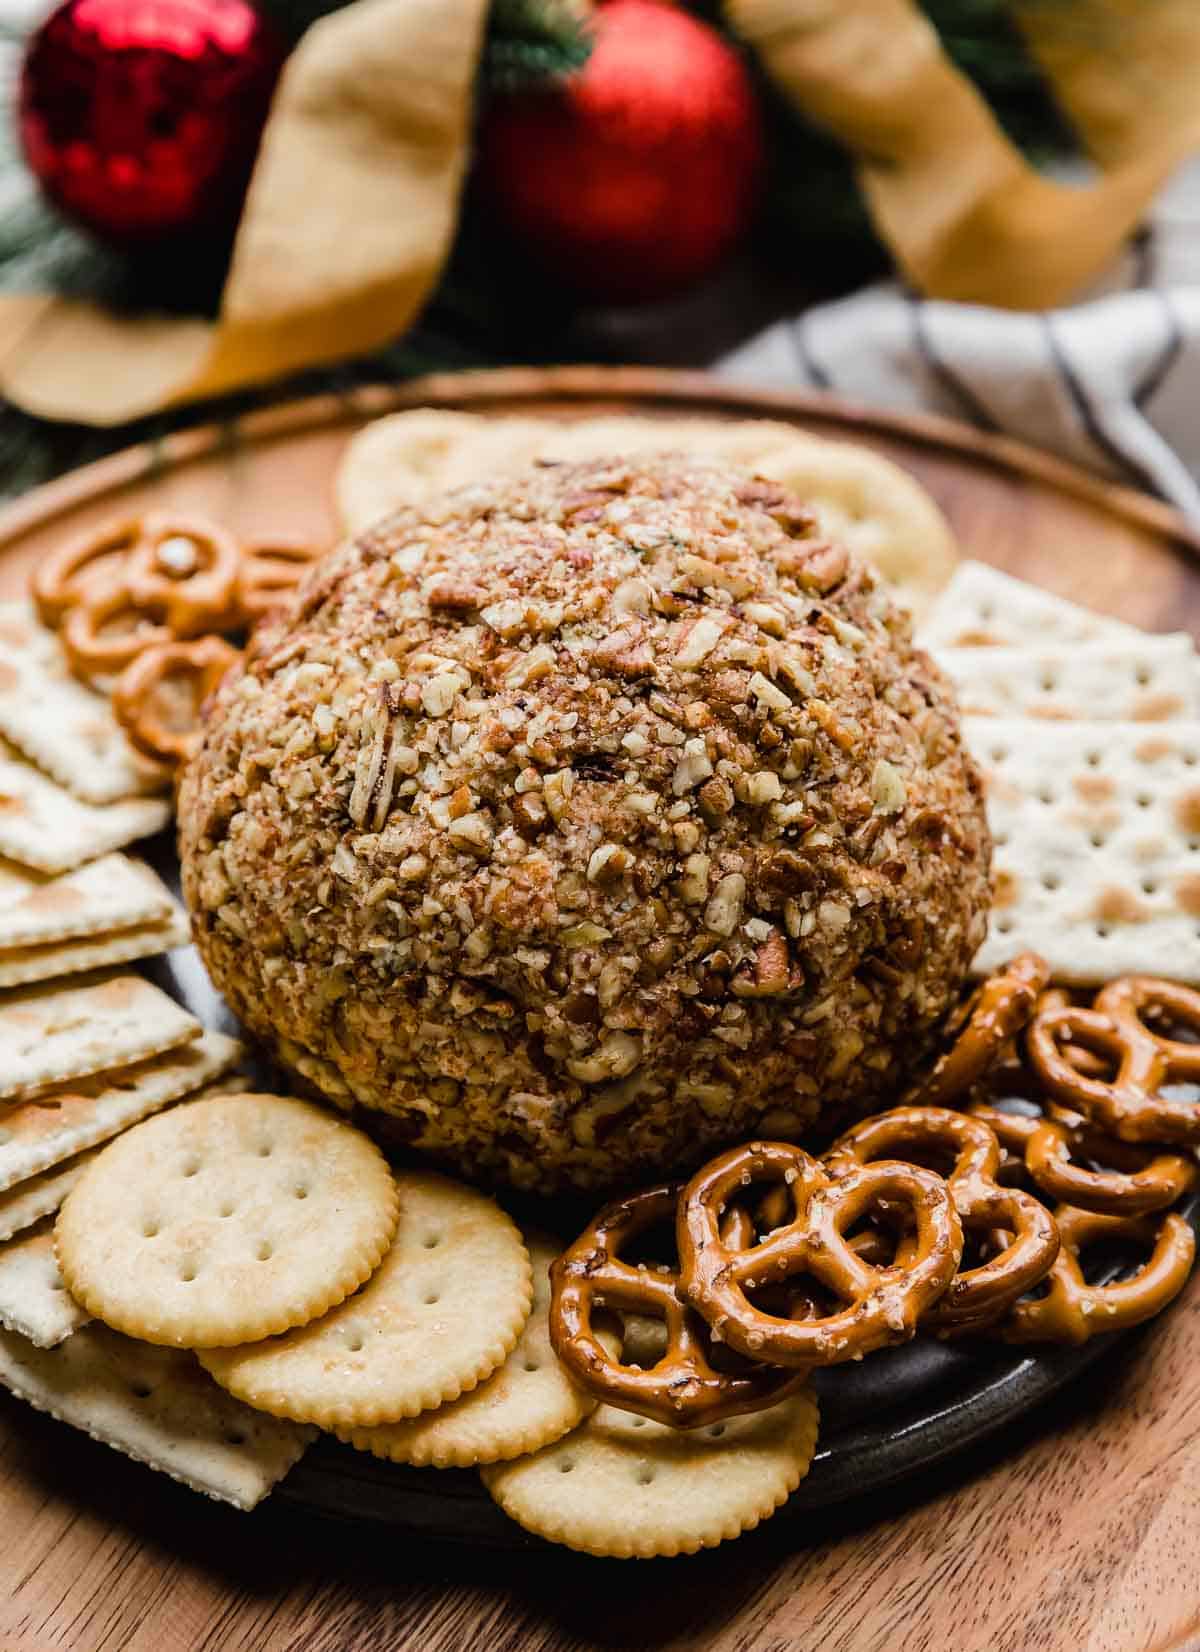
[483,0,592,93]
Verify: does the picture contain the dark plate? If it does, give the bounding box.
[137,831,1199,1543]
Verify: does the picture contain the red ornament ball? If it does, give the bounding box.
[478,0,764,305]
[19,0,287,246]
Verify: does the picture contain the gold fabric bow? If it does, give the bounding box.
[1,0,1198,425]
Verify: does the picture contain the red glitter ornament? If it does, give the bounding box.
[478,0,764,305]
[18,0,287,246]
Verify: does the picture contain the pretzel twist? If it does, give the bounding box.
[825,1106,1060,1336]
[47,515,241,683]
[122,517,241,634]
[1028,977,1200,1145]
[969,1100,1197,1219]
[32,517,142,627]
[677,1141,962,1367]
[62,583,176,677]
[1000,1205,1195,1346]
[548,1183,805,1427]
[236,538,322,624]
[902,952,1050,1108]
[113,636,241,767]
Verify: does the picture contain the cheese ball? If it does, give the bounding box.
[179,456,990,1191]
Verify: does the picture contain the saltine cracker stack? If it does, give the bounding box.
[920,562,1200,985]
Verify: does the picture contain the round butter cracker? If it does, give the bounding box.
[339,1232,612,1466]
[200,1172,532,1428]
[55,1093,397,1348]
[482,1384,820,1558]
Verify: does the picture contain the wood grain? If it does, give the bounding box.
[0,366,1197,1652]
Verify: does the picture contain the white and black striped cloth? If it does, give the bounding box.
[720,158,1200,522]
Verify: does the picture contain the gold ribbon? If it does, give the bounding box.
[0,0,489,424]
[2,0,1199,423]
[728,0,1200,309]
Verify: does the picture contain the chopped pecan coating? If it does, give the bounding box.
[180,456,990,1191]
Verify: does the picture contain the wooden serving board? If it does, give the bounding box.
[1,367,1199,1652]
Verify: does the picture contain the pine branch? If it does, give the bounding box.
[483,0,592,93]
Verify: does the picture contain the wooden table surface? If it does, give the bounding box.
[1,369,1199,1652]
[3,1283,1199,1652]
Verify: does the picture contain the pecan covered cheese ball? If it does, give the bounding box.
[179,457,990,1191]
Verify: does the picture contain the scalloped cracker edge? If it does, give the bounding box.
[57,1094,399,1348]
[335,411,958,616]
[340,1231,606,1466]
[482,1385,820,1558]
[200,1172,531,1426]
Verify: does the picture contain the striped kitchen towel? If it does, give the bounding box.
[719,158,1200,522]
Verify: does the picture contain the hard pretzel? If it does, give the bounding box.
[122,516,241,634]
[33,517,143,627]
[825,1106,1059,1336]
[113,636,241,766]
[43,515,240,679]
[677,1140,963,1367]
[62,581,177,678]
[1027,975,1200,1145]
[999,1204,1195,1346]
[549,1183,806,1427]
[236,538,322,624]
[969,1099,1197,1219]
[902,952,1050,1108]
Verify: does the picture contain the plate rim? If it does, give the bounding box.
[2,365,1198,557]
[5,363,1197,1542]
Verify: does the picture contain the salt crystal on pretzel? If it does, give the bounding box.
[677,1141,963,1367]
[824,1106,1059,1337]
[550,1183,805,1429]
